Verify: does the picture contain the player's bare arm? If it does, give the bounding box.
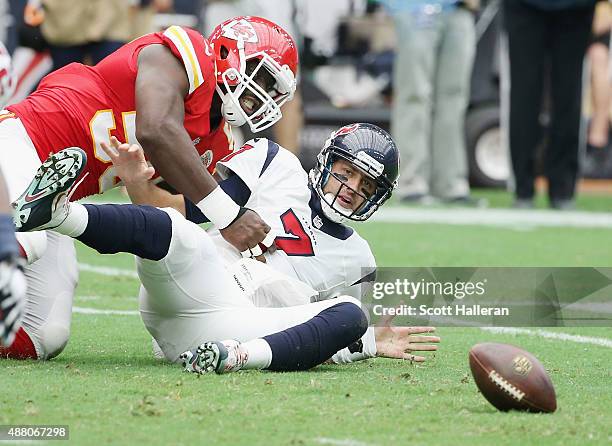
[135,44,216,201]
[135,44,273,254]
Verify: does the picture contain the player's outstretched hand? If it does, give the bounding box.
[220,208,276,262]
[374,312,440,362]
[100,136,155,185]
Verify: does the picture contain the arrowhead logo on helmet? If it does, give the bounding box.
[221,19,259,43]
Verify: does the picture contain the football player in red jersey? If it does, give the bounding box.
[0,16,298,360]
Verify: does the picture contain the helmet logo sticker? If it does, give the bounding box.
[222,19,259,43]
[333,124,359,137]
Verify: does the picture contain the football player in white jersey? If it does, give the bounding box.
[124,123,393,304]
[13,124,439,373]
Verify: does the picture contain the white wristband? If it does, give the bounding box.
[196,186,241,229]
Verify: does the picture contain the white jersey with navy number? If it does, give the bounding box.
[209,138,376,304]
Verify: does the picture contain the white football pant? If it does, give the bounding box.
[138,208,361,362]
[0,113,77,359]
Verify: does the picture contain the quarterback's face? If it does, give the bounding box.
[323,159,376,211]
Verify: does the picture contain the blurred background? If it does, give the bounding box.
[1,0,610,210]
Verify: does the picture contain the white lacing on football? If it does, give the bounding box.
[488,370,525,401]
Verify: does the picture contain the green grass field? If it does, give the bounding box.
[1,190,612,445]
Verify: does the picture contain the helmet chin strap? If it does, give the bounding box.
[320,192,352,224]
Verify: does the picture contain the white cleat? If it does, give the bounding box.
[12,148,87,232]
[180,340,247,375]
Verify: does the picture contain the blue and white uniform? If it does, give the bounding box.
[140,139,378,362]
[210,137,377,304]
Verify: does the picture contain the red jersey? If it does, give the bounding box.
[7,26,233,200]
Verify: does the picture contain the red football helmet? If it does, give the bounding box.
[209,16,298,132]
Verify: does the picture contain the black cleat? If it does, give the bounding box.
[12,148,87,232]
[180,340,244,374]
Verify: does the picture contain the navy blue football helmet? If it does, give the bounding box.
[309,123,400,222]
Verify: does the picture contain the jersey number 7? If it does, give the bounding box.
[275,209,314,256]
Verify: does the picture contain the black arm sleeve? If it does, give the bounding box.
[184,173,252,224]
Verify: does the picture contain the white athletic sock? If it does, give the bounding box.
[330,327,377,364]
[242,338,272,370]
[55,203,89,237]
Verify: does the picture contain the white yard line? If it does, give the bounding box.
[78,263,138,278]
[75,294,137,302]
[480,327,612,348]
[0,441,43,445]
[70,306,612,348]
[372,207,612,229]
[76,261,612,350]
[315,438,375,446]
[72,307,138,316]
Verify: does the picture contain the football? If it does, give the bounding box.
[469,342,557,413]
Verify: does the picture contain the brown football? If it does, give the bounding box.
[469,343,557,413]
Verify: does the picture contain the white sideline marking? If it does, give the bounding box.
[70,305,612,351]
[73,262,612,350]
[481,327,612,348]
[73,306,138,316]
[78,263,138,278]
[72,305,612,359]
[0,441,42,444]
[372,207,612,229]
[76,295,137,302]
[315,438,375,446]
